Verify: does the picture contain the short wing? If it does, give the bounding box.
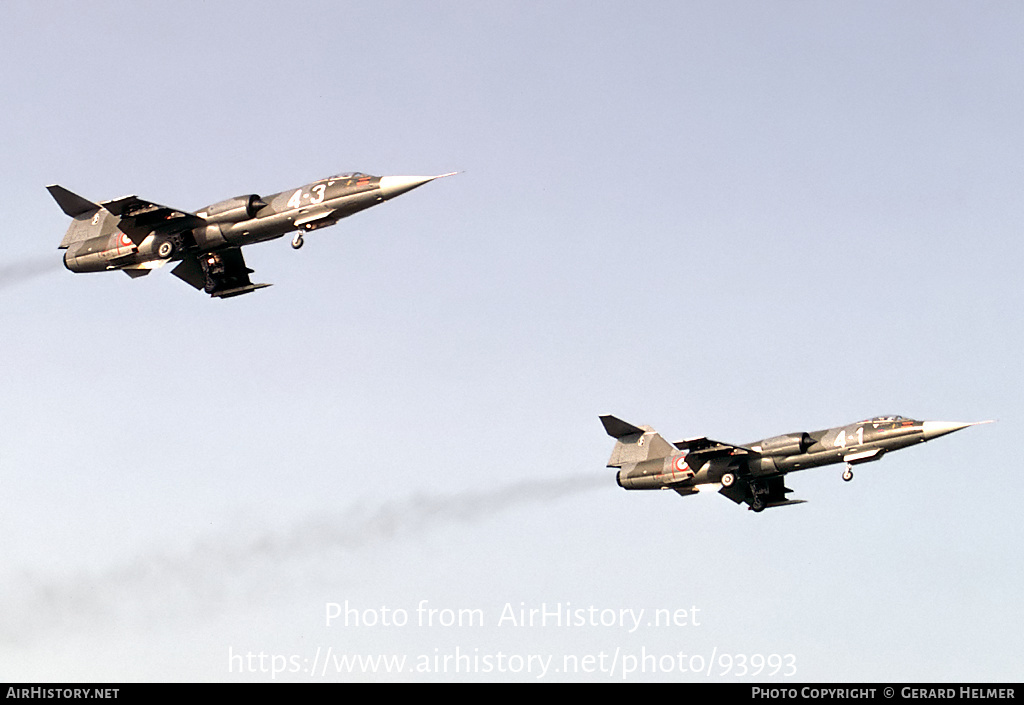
[719,475,805,511]
[171,248,271,298]
[674,436,759,465]
[101,195,205,245]
[718,481,750,505]
[170,255,206,291]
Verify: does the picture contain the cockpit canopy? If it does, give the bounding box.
[861,415,908,424]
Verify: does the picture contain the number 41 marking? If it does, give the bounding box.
[834,427,864,448]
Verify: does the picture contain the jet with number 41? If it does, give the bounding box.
[600,414,992,512]
[49,171,455,298]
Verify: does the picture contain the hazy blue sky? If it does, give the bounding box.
[1,0,1020,682]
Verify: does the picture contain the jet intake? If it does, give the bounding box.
[200,195,266,224]
[757,433,815,457]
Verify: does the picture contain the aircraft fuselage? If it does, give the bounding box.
[603,414,990,511]
[52,171,452,297]
[62,173,415,273]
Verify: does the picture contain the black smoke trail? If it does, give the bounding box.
[0,473,607,643]
[0,256,58,291]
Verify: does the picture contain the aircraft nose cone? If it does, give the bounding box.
[921,420,994,441]
[378,173,456,200]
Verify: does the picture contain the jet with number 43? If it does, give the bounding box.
[49,171,455,298]
[600,414,992,512]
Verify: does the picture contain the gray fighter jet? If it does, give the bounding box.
[601,414,992,512]
[49,172,454,298]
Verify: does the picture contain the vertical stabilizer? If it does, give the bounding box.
[48,185,104,250]
[600,415,677,468]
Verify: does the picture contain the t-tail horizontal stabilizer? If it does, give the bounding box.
[600,415,645,439]
[46,185,99,218]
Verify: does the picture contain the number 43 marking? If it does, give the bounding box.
[287,184,326,210]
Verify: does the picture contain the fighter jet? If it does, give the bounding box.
[49,172,455,298]
[600,414,992,512]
